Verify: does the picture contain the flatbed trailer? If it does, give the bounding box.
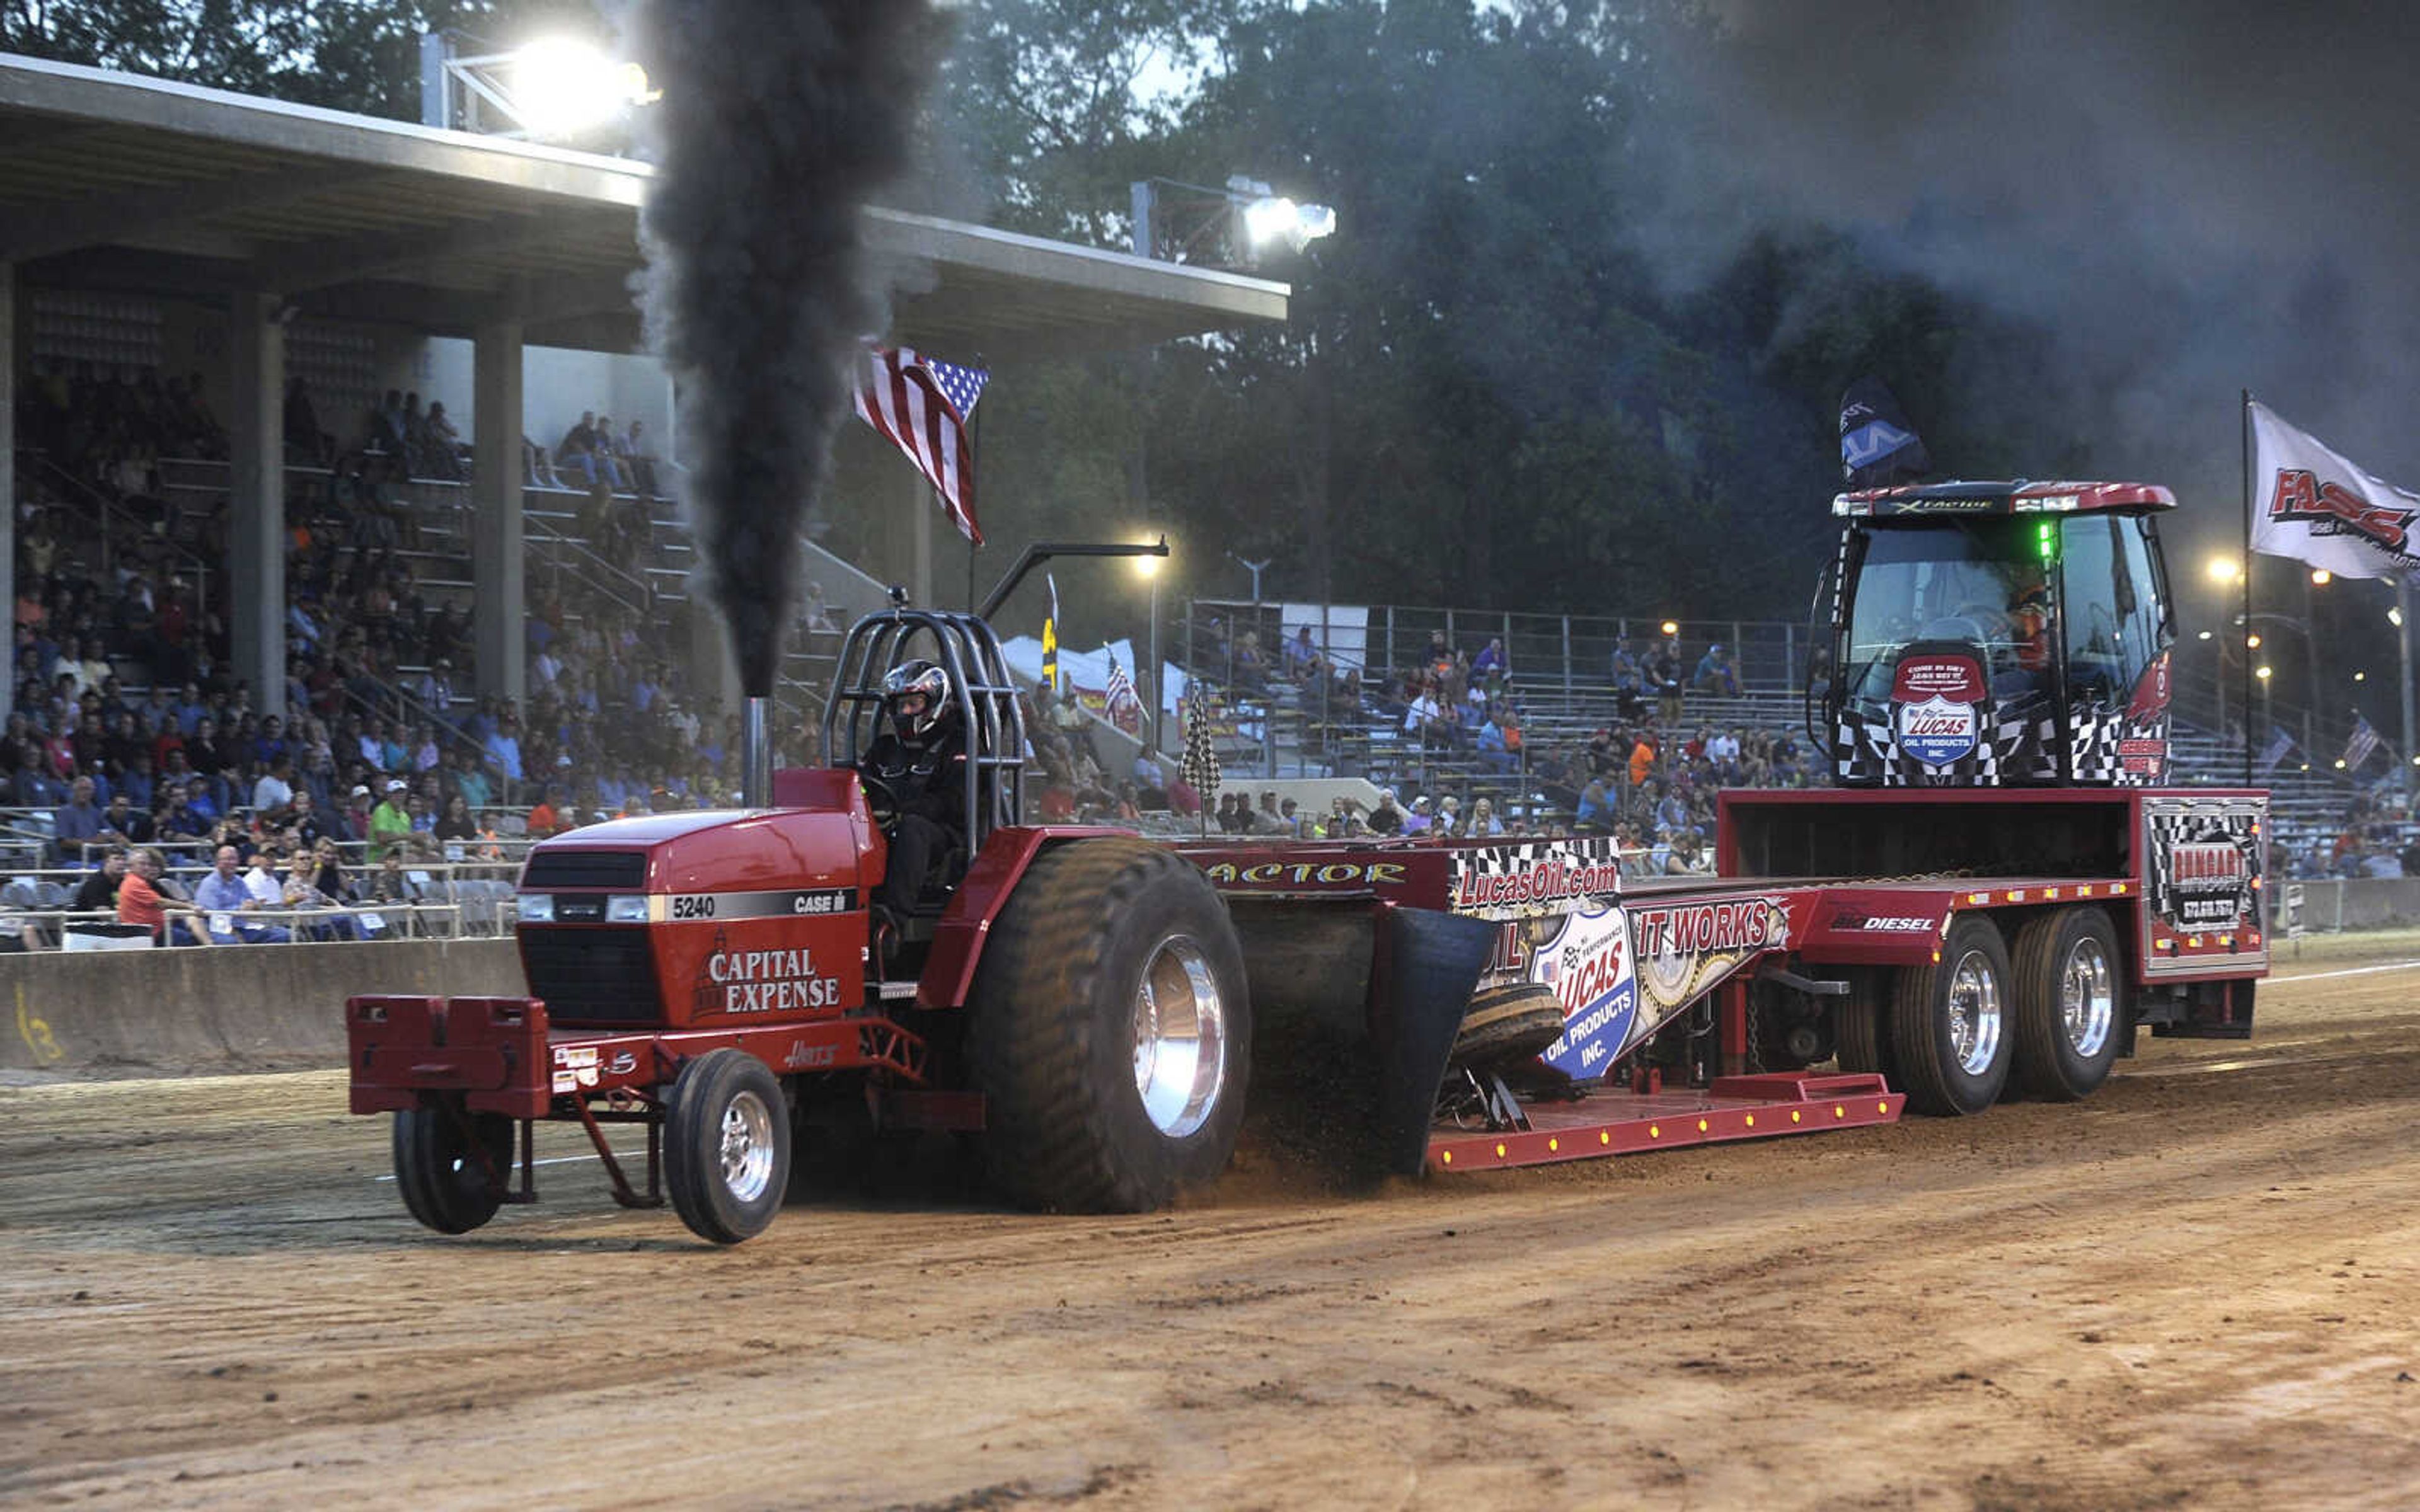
[1182,779,2266,1176]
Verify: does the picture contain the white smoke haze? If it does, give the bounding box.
[1644,0,2420,576]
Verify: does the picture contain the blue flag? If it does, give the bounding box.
[1840,377,1932,488]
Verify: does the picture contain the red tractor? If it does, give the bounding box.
[353,604,1266,1243]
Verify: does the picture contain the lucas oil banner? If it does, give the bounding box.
[1528,902,1639,1078]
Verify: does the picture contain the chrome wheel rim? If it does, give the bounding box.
[1130,936,1228,1140]
[718,1089,777,1204]
[2060,936,2115,1060]
[1947,949,2003,1077]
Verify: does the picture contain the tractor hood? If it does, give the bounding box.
[519,772,880,898]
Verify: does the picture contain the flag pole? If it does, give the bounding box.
[2240,389,2255,786]
[964,403,983,612]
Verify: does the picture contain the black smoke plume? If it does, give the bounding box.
[632,0,943,695]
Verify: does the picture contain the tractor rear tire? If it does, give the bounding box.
[1831,968,1896,1082]
[1450,982,1567,1071]
[392,1099,512,1235]
[1890,915,2014,1116]
[664,1050,792,1245]
[968,837,1251,1213]
[2009,907,2124,1101]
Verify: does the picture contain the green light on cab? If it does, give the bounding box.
[2036,520,2056,559]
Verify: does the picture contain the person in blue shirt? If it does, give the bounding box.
[193,844,292,944]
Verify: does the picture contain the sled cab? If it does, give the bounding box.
[1824,481,2177,788]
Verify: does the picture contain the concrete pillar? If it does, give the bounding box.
[226,292,285,721]
[471,319,525,709]
[0,261,14,726]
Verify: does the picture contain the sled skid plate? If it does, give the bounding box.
[1426,1072,1902,1173]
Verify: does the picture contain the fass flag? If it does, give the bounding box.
[2249,401,2420,580]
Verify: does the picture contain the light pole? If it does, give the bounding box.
[2394,579,2417,801]
[1134,546,1163,754]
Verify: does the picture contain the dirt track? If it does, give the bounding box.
[4,935,2418,1511]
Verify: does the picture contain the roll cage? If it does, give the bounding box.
[823,609,1028,849]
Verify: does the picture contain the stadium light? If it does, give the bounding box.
[1131,176,1337,270]
[510,38,651,138]
[2256,664,2273,680]
[2206,556,2242,585]
[1660,620,1680,637]
[2245,633,2261,650]
[2311,568,2333,585]
[2356,671,2368,682]
[420,31,652,139]
[2392,605,2406,628]
[2197,629,2213,641]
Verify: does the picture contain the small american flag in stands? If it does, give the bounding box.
[1105,651,1139,715]
[852,344,989,544]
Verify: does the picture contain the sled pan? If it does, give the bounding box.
[1224,896,1498,1177]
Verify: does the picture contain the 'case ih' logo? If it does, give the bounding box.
[2268,469,2418,556]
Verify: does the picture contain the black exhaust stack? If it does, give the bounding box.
[742,695,773,809]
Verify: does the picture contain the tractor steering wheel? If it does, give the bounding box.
[857,772,901,832]
[1951,600,2015,641]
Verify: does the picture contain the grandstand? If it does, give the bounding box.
[0,51,1288,951]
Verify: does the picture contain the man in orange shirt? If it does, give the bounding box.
[118,848,210,946]
[526,784,570,838]
[1628,730,1658,789]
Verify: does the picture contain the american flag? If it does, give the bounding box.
[1104,650,1139,716]
[2342,714,2380,772]
[852,344,988,545]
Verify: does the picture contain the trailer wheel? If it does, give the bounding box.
[1831,968,1896,1082]
[1449,982,1568,1071]
[1889,917,2014,1116]
[664,1049,792,1244]
[2009,907,2123,1101]
[968,837,1250,1213]
[391,1099,512,1235]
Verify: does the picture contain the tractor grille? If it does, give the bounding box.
[521,849,648,890]
[521,927,662,1024]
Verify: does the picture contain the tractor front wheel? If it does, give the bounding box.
[969,838,1252,1212]
[392,1098,512,1235]
[664,1049,792,1244]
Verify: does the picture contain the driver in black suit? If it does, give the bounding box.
[856,660,969,917]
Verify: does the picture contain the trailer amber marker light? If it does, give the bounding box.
[1441,1150,1452,1165]
[1495,1143,1507,1159]
[1649,1125,1662,1138]
[1790,1110,1802,1123]
[1744,1114,1756,1128]
[1877,1101,1889,1114]
[1548,1137,1559,1152]
[1968,891,1989,905]
[2006,890,2026,903]
[1598,1131,1611,1145]
[2078,885,2093,896]
[1698,1119,1710,1133]
[2112,883,2127,895]
[2045,886,2061,899]
[1835,1105,1846,1118]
